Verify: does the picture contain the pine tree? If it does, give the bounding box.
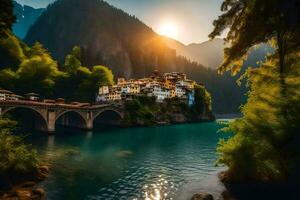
[0,0,16,32]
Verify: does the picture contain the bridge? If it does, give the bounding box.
[0,100,125,133]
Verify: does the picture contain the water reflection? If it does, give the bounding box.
[31,122,227,200]
[141,175,173,200]
[86,131,93,139]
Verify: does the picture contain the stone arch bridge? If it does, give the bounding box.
[0,100,124,133]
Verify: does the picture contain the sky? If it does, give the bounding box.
[15,0,224,44]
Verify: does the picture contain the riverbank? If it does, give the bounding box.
[0,165,49,200]
[122,95,214,127]
[217,171,299,200]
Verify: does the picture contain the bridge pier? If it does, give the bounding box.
[86,111,93,130]
[0,101,124,133]
[86,119,93,130]
[47,110,56,134]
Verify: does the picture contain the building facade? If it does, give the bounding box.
[96,71,196,104]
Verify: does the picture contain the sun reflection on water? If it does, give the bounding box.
[135,175,174,200]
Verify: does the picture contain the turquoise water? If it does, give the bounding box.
[31,122,228,200]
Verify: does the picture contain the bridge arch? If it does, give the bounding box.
[1,106,48,132]
[93,107,123,128]
[55,110,88,130]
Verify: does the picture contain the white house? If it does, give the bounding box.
[0,89,23,101]
[99,86,109,95]
[0,89,14,101]
[175,86,186,98]
[152,85,171,102]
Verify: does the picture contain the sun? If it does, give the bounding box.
[158,21,179,39]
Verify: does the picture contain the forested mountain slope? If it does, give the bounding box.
[23,0,267,114]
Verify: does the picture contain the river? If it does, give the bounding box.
[30,122,229,200]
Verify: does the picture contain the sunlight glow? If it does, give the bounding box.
[158,21,179,39]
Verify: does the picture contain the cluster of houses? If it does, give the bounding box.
[0,89,39,101]
[96,70,196,106]
[1,71,198,106]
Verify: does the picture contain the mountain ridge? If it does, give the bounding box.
[23,0,251,114]
[12,1,44,39]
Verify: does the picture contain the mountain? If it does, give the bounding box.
[12,1,44,39]
[163,37,273,70]
[25,0,188,78]
[162,37,225,69]
[24,0,265,114]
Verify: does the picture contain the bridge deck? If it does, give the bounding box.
[0,100,113,110]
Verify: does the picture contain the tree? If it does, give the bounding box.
[211,0,300,182]
[0,117,39,189]
[0,0,16,32]
[63,46,82,74]
[16,52,61,97]
[75,65,114,102]
[0,32,25,69]
[209,0,300,75]
[193,84,212,116]
[217,53,300,181]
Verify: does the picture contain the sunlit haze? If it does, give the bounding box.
[16,0,224,44]
[157,20,179,39]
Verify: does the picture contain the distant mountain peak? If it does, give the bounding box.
[13,1,45,39]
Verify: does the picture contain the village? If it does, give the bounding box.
[0,70,198,108]
[96,70,197,106]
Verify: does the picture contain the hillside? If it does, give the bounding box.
[162,37,225,69]
[24,0,250,114]
[25,0,186,78]
[12,1,44,39]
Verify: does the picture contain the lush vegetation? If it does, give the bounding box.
[0,117,39,189]
[0,31,114,101]
[21,0,256,114]
[123,85,213,126]
[211,0,300,182]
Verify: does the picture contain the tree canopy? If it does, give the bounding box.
[0,0,16,32]
[218,53,300,181]
[210,0,300,75]
[213,0,300,182]
[0,31,115,102]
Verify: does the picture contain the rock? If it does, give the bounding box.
[218,171,231,183]
[38,166,49,174]
[171,114,186,123]
[115,150,133,158]
[191,193,214,200]
[36,165,49,180]
[16,190,31,200]
[222,190,238,200]
[19,181,36,189]
[32,188,45,200]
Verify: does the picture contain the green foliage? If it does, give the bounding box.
[124,93,213,126]
[63,46,82,74]
[0,117,17,130]
[75,65,114,101]
[193,84,212,115]
[210,0,300,74]
[0,68,17,89]
[0,117,38,178]
[123,98,155,126]
[212,0,300,182]
[26,42,50,57]
[217,54,300,181]
[23,0,252,114]
[16,53,61,97]
[0,0,16,31]
[91,65,114,86]
[0,34,114,102]
[0,31,25,69]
